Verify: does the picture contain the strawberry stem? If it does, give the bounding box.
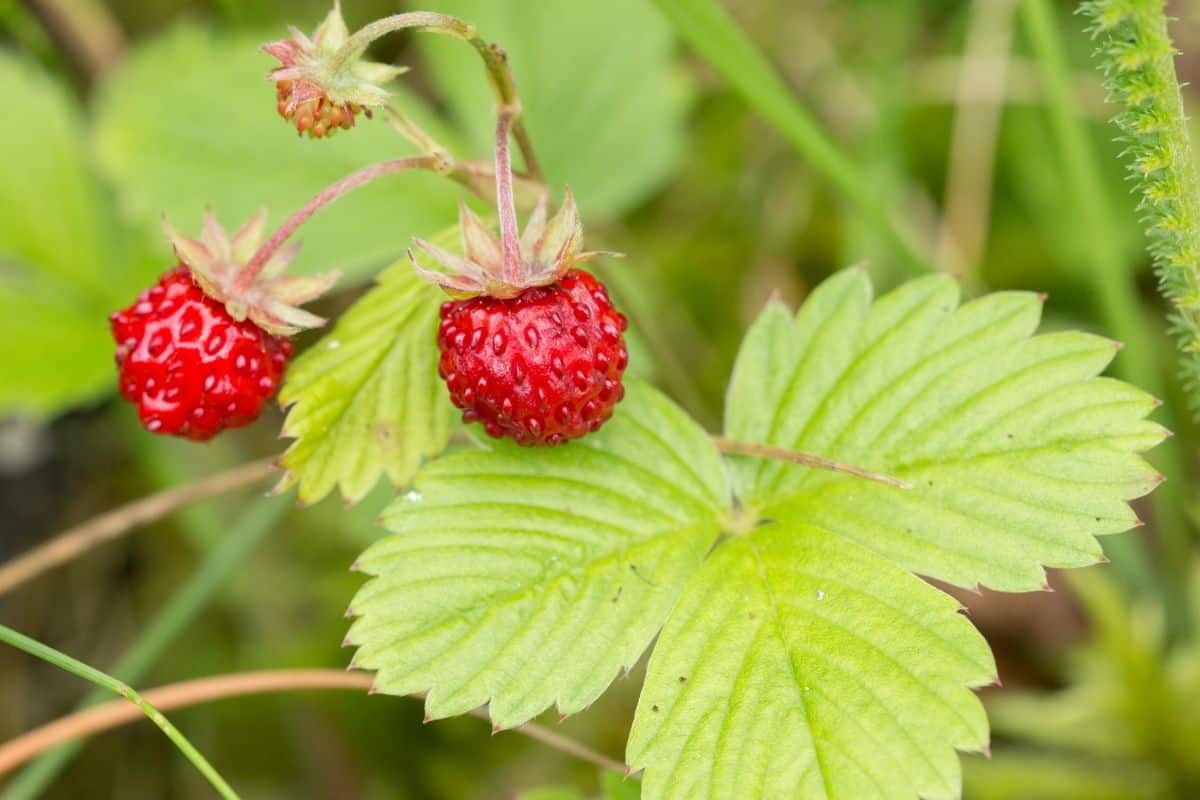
[494,109,524,286]
[328,12,543,180]
[238,155,439,291]
[709,435,912,490]
[383,105,545,205]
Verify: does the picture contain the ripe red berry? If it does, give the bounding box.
[437,270,628,446]
[110,267,292,441]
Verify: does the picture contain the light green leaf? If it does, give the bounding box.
[627,520,994,800]
[416,0,692,215]
[346,380,729,729]
[725,268,1165,592]
[276,262,451,504]
[93,25,461,282]
[0,53,152,416]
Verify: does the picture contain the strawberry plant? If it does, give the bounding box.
[1,1,1198,798]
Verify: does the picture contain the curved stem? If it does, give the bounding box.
[238,156,439,290]
[1,498,289,799]
[328,12,543,180]
[0,458,277,598]
[710,436,911,489]
[0,626,239,799]
[382,105,544,204]
[0,669,627,778]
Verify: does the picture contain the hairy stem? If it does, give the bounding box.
[1082,0,1200,410]
[494,110,523,285]
[239,156,439,288]
[0,458,276,597]
[1022,0,1189,635]
[383,105,545,204]
[0,669,627,777]
[329,12,543,180]
[711,436,911,489]
[0,626,239,799]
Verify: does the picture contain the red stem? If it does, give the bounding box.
[237,155,438,290]
[494,111,523,285]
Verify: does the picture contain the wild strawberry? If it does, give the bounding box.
[263,4,403,139]
[110,268,292,441]
[438,270,628,445]
[111,211,338,440]
[414,192,629,445]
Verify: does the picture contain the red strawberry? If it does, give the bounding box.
[110,267,292,441]
[438,270,628,445]
[413,191,629,445]
[111,210,338,440]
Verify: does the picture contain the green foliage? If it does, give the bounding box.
[277,262,452,504]
[348,268,1162,797]
[1081,0,1200,410]
[647,0,927,273]
[0,53,153,416]
[726,269,1164,592]
[347,380,729,729]
[628,521,993,800]
[966,567,1200,798]
[93,25,462,283]
[415,0,692,215]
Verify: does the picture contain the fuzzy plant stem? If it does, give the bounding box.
[1082,0,1200,408]
[1022,0,1190,633]
[382,105,545,204]
[494,109,524,286]
[238,155,440,289]
[0,625,240,799]
[329,12,543,180]
[710,436,911,489]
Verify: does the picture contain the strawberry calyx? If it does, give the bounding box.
[409,192,616,300]
[164,210,340,337]
[263,2,406,138]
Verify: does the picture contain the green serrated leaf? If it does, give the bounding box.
[346,380,729,729]
[92,25,461,282]
[725,268,1165,592]
[276,263,452,504]
[416,0,692,216]
[628,520,994,800]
